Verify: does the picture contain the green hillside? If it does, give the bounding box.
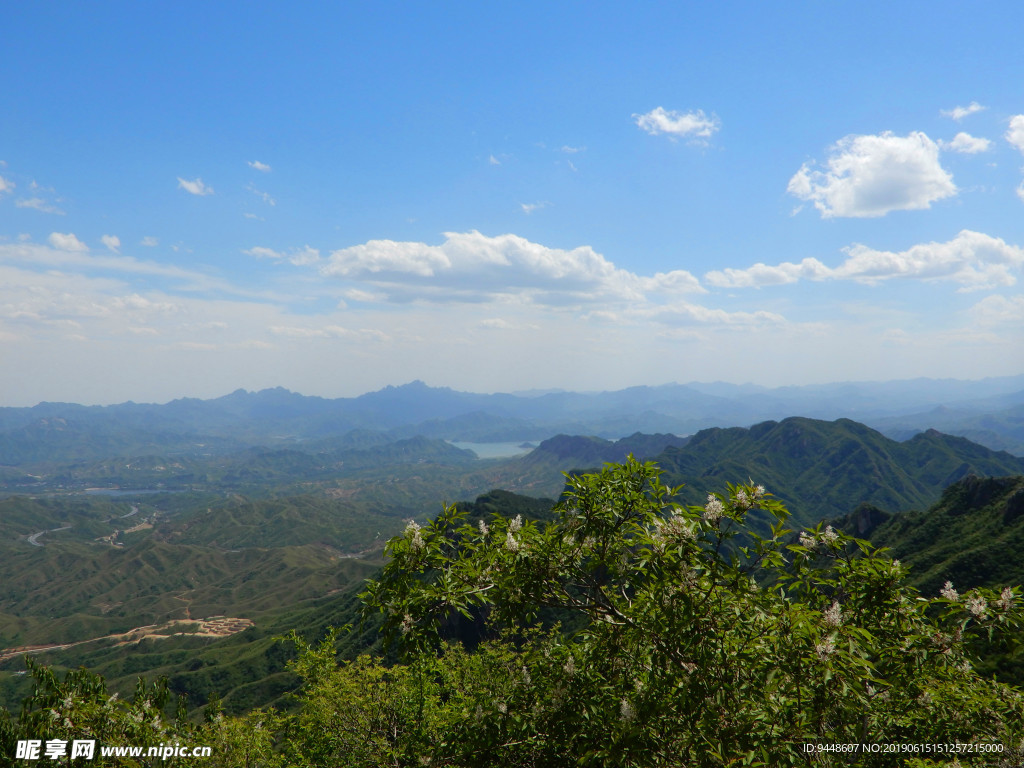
[0,490,555,713]
[653,417,1024,527]
[832,474,1024,687]
[840,474,1024,595]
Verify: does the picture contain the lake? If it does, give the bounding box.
[449,441,537,459]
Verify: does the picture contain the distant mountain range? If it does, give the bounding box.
[2,375,1023,466]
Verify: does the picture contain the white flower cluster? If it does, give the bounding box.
[965,594,987,618]
[734,484,766,511]
[405,521,425,551]
[619,699,635,722]
[997,586,1014,611]
[652,509,696,546]
[400,614,414,635]
[799,525,839,551]
[703,494,724,523]
[940,581,959,601]
[505,514,523,553]
[815,637,836,660]
[823,600,843,628]
[478,519,489,537]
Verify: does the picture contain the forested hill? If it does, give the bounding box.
[832,474,1024,687]
[650,417,1024,527]
[841,474,1024,595]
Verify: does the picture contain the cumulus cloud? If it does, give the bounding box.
[1007,115,1024,153]
[48,232,88,252]
[177,177,214,196]
[318,231,705,306]
[140,236,159,247]
[248,160,271,172]
[939,132,992,154]
[0,175,14,195]
[788,132,955,218]
[707,230,1024,292]
[706,258,832,288]
[101,235,121,253]
[634,107,720,143]
[941,102,986,121]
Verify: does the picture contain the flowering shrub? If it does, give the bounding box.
[361,457,1024,767]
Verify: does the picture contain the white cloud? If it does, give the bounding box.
[244,245,320,266]
[488,154,501,165]
[48,232,88,252]
[967,294,1024,326]
[101,235,121,253]
[561,145,585,153]
[705,257,832,288]
[939,132,992,154]
[341,288,383,303]
[1018,182,1024,205]
[520,201,549,214]
[0,240,277,300]
[633,107,720,143]
[788,131,955,218]
[269,325,389,342]
[177,177,214,196]
[643,302,787,329]
[16,197,65,214]
[318,231,704,307]
[140,236,159,247]
[248,160,271,172]
[707,230,1024,292]
[246,183,276,206]
[479,318,514,330]
[941,102,986,121]
[837,231,1023,290]
[0,175,14,195]
[1006,115,1024,153]
[323,239,451,278]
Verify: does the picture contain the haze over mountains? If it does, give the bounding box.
[2,375,1023,465]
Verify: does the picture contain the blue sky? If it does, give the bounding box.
[1,1,1023,405]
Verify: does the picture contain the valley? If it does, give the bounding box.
[1,380,1023,716]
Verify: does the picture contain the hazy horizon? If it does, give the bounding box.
[3,372,1023,410]
[2,3,1023,406]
